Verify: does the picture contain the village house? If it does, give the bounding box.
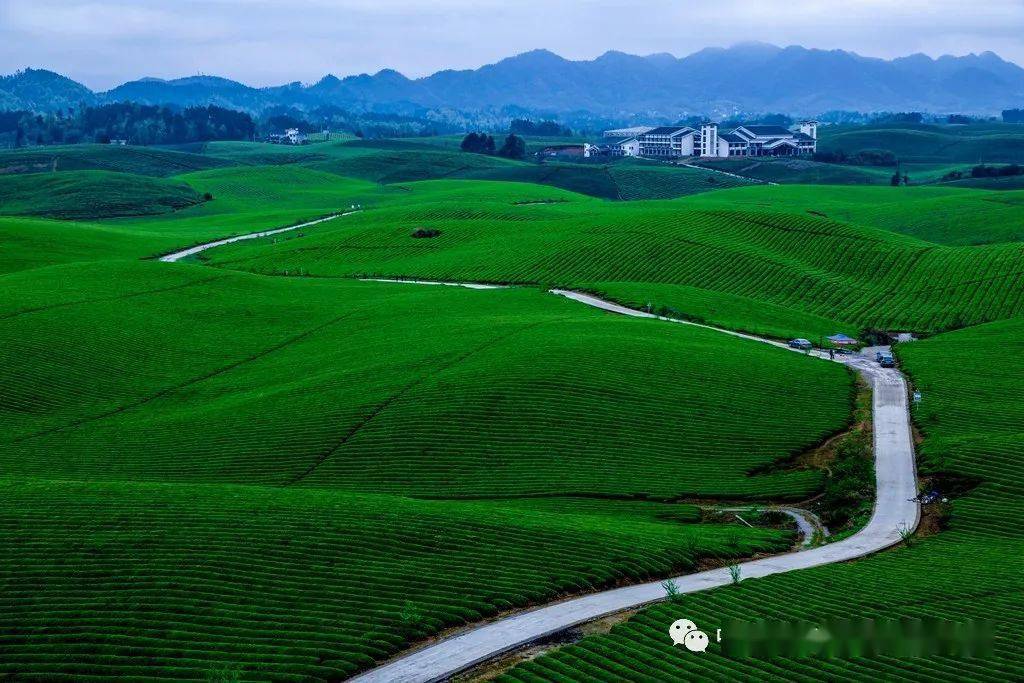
[583,136,640,158]
[268,128,308,145]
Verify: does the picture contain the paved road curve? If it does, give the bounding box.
[351,288,920,683]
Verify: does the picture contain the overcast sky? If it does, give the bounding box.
[2,0,1023,90]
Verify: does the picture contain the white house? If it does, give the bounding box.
[269,128,308,145]
[595,120,818,159]
[584,136,640,158]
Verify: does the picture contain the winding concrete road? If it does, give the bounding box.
[350,288,920,683]
[158,212,353,263]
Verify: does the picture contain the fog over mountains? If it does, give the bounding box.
[3,43,1024,117]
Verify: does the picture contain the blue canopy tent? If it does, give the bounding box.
[827,333,858,346]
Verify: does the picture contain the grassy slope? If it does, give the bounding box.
[203,179,1024,334]
[1,262,849,499]
[0,170,202,219]
[502,317,1024,682]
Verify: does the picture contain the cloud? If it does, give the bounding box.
[1,0,1022,89]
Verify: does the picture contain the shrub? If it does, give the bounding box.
[852,149,898,167]
[411,228,441,238]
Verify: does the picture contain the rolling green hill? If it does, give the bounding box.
[195,139,754,201]
[0,170,203,220]
[0,166,391,274]
[818,122,1024,164]
[201,179,1024,334]
[502,317,1024,683]
[681,184,1024,246]
[0,143,229,177]
[1,262,849,499]
[693,157,893,185]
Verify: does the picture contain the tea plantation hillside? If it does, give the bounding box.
[0,257,850,678]
[0,481,794,680]
[1,261,849,499]
[202,179,1024,334]
[681,184,1024,245]
[501,317,1024,682]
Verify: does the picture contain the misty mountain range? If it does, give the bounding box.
[3,43,1024,119]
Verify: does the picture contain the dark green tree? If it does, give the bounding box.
[497,133,526,159]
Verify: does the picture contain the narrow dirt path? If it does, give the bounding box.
[680,161,778,185]
[351,286,919,683]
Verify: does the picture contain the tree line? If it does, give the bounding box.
[1003,109,1024,124]
[942,164,1024,181]
[509,118,572,136]
[460,132,527,159]
[0,103,255,147]
[813,148,898,166]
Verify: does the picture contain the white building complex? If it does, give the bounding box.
[585,120,817,159]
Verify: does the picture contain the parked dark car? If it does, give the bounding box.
[788,338,813,350]
[879,354,896,368]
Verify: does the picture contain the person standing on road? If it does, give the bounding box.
[829,348,835,360]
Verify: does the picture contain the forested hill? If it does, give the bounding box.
[4,43,1024,116]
